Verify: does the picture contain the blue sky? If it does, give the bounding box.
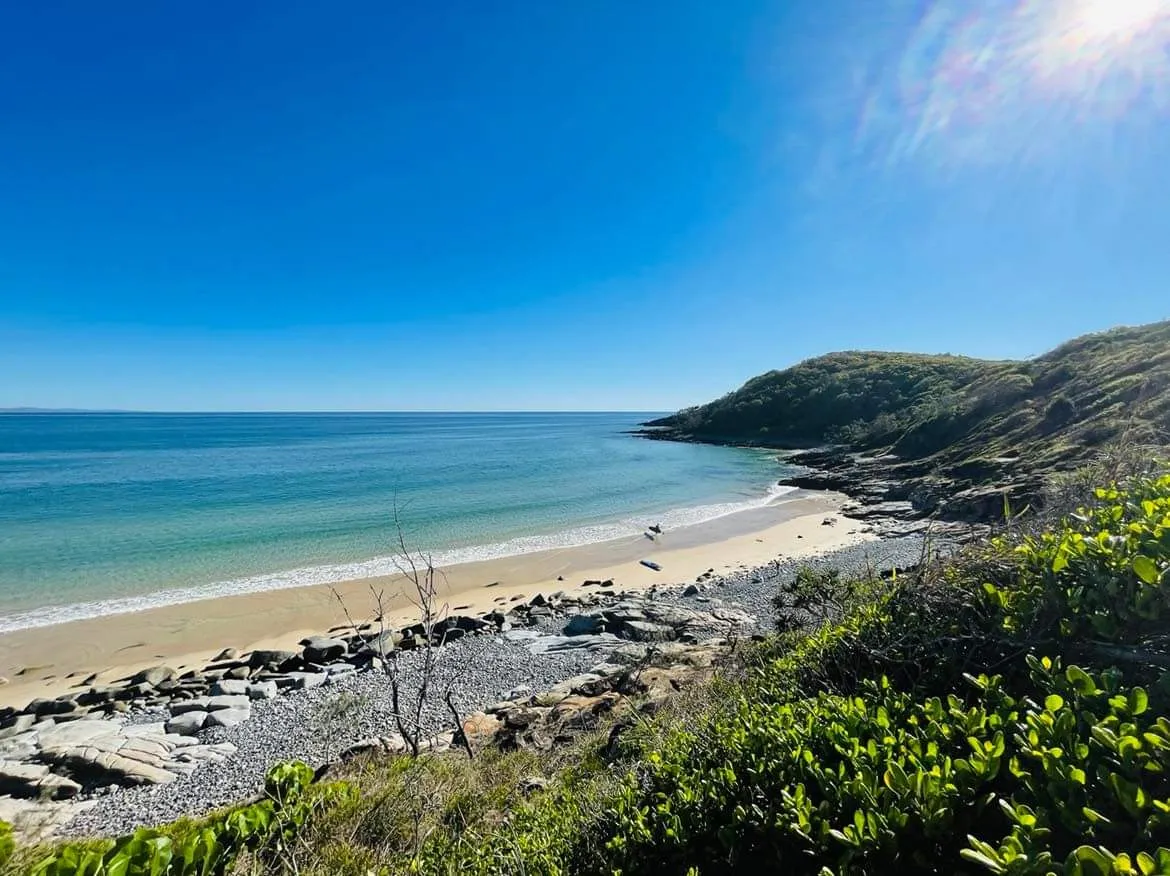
[2,0,1168,411]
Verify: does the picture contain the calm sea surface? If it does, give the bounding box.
[0,413,792,631]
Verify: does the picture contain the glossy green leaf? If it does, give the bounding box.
[1133,555,1159,585]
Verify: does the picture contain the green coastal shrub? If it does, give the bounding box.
[0,822,14,869]
[598,658,1170,875]
[589,472,1170,875]
[995,477,1170,646]
[21,763,353,876]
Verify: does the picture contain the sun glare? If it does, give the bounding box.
[1075,0,1166,40]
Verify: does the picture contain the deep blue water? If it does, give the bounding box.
[0,412,790,631]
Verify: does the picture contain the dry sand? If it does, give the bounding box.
[0,492,872,708]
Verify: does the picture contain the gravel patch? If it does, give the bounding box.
[62,533,928,836]
[63,636,598,836]
[650,535,929,633]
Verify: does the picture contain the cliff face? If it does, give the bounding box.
[643,321,1170,520]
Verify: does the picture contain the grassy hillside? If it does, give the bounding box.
[645,321,1170,476]
[10,469,1170,874]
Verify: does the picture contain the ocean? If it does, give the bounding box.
[0,412,793,632]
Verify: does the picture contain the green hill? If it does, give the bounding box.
[644,321,1170,512]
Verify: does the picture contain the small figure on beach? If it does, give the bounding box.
[640,560,662,571]
[649,524,663,534]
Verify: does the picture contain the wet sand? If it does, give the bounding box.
[0,492,870,707]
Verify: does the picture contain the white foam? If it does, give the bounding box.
[0,484,798,634]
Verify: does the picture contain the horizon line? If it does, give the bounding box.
[0,408,673,415]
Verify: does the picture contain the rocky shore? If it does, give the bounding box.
[633,429,1033,536]
[0,534,926,841]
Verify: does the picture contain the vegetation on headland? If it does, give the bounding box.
[6,464,1170,874]
[643,321,1170,480]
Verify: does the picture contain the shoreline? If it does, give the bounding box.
[0,491,867,708]
[0,481,800,637]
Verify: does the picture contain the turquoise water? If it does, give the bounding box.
[0,413,791,632]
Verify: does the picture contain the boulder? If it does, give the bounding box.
[76,687,119,707]
[246,681,278,700]
[503,708,542,730]
[301,636,347,664]
[171,698,211,715]
[212,648,239,661]
[210,679,249,696]
[484,611,512,632]
[284,672,328,690]
[563,615,604,636]
[340,733,409,761]
[613,620,675,642]
[358,630,401,656]
[26,697,78,717]
[204,694,251,712]
[205,708,250,729]
[565,673,611,697]
[0,761,82,800]
[164,712,207,736]
[462,711,502,739]
[114,683,156,702]
[248,649,297,670]
[0,714,36,736]
[130,666,177,688]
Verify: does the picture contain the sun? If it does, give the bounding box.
[1074,0,1166,40]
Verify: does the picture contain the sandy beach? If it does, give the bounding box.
[0,491,870,708]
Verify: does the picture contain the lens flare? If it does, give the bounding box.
[1074,0,1165,40]
[851,0,1170,167]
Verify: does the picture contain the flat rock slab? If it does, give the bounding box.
[172,694,250,714]
[205,708,250,729]
[502,630,543,642]
[563,615,604,636]
[301,636,347,663]
[41,745,177,786]
[210,679,249,696]
[614,620,675,642]
[0,796,98,844]
[205,694,251,712]
[165,712,208,736]
[340,733,409,761]
[282,672,328,690]
[0,760,82,800]
[121,722,168,739]
[170,698,211,716]
[247,681,278,699]
[36,720,125,749]
[0,730,43,761]
[522,633,625,654]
